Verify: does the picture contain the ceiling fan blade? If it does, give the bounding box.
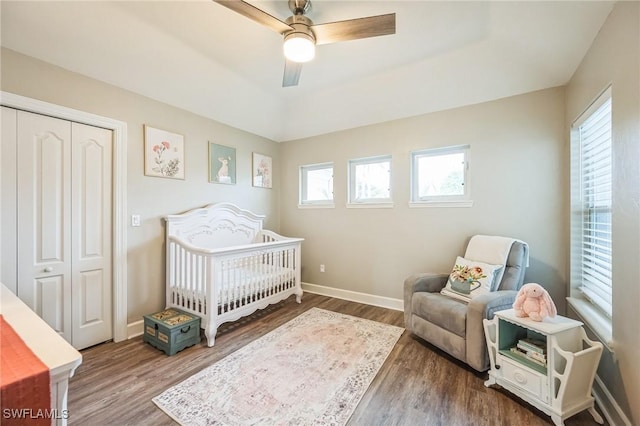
[283,60,303,87]
[312,13,396,45]
[214,1,292,35]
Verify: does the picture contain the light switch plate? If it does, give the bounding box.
[131,214,141,227]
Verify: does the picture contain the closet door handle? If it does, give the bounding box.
[44,267,53,272]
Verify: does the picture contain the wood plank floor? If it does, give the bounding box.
[67,294,605,425]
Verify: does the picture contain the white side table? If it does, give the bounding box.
[483,309,603,426]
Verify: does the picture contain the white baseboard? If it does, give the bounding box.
[301,282,404,312]
[127,319,144,339]
[592,375,633,426]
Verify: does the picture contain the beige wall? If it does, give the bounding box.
[280,87,567,308]
[0,47,281,324]
[565,2,639,424]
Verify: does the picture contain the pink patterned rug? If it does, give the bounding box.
[153,308,404,425]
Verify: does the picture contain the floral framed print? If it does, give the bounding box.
[209,142,236,184]
[252,152,272,188]
[144,125,185,179]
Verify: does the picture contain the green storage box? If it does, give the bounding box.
[143,308,201,355]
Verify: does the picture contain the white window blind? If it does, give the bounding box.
[574,94,612,317]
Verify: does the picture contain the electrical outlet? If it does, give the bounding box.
[131,214,141,227]
[320,264,325,273]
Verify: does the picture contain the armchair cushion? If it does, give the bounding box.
[413,292,467,337]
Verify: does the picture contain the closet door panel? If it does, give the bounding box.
[17,110,72,341]
[37,275,65,334]
[79,269,105,322]
[39,138,66,261]
[71,122,113,349]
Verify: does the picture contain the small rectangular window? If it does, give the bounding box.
[348,155,392,206]
[410,145,471,206]
[299,163,334,207]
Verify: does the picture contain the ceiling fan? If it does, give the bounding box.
[214,0,396,87]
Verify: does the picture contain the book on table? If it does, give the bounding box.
[516,342,547,362]
[509,347,547,367]
[517,338,546,354]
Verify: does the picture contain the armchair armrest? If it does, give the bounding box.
[404,273,448,294]
[465,290,518,371]
[467,290,519,319]
[403,273,448,332]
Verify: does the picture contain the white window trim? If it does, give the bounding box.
[409,200,473,208]
[569,85,613,342]
[409,144,472,207]
[347,203,394,209]
[299,162,334,208]
[347,155,393,207]
[298,203,335,209]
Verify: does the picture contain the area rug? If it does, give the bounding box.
[152,307,404,425]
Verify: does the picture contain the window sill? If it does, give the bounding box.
[298,203,335,209]
[346,202,394,209]
[566,296,614,352]
[409,200,473,208]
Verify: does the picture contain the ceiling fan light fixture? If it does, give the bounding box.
[214,0,396,87]
[283,32,315,63]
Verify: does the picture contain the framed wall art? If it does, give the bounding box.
[144,125,185,179]
[252,152,272,188]
[209,142,236,184]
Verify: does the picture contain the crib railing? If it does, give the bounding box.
[215,247,297,315]
[166,233,303,343]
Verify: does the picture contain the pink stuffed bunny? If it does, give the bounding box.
[513,283,557,321]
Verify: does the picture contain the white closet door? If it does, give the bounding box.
[17,111,73,341]
[71,122,113,349]
[15,110,113,350]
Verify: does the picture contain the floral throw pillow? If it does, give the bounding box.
[440,256,504,302]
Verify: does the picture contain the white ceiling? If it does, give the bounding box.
[1,1,613,142]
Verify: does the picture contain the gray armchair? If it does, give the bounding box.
[404,239,528,372]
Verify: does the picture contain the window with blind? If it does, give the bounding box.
[570,88,612,317]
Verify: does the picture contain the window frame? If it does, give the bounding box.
[347,155,393,207]
[409,144,472,207]
[299,162,334,208]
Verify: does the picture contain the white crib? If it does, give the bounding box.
[164,202,303,346]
